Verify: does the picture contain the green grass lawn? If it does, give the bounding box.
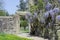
[20,29,29,33]
[0,33,31,40]
[20,27,29,33]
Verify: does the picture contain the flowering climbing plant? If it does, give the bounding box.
[25,0,60,40]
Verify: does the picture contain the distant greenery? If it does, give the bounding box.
[20,20,28,30]
[21,29,29,33]
[20,27,29,33]
[0,0,9,16]
[20,20,28,27]
[20,16,28,30]
[20,16,26,20]
[0,33,31,40]
[20,16,29,32]
[30,0,44,13]
[17,0,28,11]
[0,10,9,16]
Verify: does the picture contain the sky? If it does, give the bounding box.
[4,0,19,15]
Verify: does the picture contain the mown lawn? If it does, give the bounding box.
[20,27,29,33]
[0,33,31,40]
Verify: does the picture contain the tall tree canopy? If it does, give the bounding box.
[30,0,44,13]
[17,0,28,11]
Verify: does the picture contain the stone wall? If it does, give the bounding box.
[0,16,20,34]
[0,11,28,34]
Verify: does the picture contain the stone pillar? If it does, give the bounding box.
[14,14,20,34]
[28,23,31,33]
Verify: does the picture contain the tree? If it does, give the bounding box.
[30,0,44,13]
[0,0,9,16]
[0,10,6,16]
[20,16,28,30]
[20,20,28,30]
[5,11,9,16]
[17,0,28,11]
[0,10,9,16]
[17,0,28,30]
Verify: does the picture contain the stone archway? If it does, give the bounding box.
[15,11,31,33]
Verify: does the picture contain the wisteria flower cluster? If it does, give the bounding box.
[25,0,60,24]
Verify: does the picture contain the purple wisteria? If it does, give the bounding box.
[56,15,60,21]
[45,2,52,11]
[58,0,60,3]
[53,8,60,13]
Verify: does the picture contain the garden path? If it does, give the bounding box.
[17,33,48,40]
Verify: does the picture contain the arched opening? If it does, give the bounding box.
[16,11,30,33]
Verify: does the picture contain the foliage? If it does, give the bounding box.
[20,16,28,30]
[0,33,31,40]
[20,16,25,20]
[5,12,9,16]
[30,0,44,13]
[0,10,9,16]
[0,0,9,16]
[17,0,28,11]
[37,0,44,10]
[20,20,28,27]
[25,0,60,40]
[20,27,29,33]
[30,5,38,13]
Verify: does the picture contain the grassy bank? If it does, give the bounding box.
[0,33,31,40]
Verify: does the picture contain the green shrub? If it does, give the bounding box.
[20,20,28,27]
